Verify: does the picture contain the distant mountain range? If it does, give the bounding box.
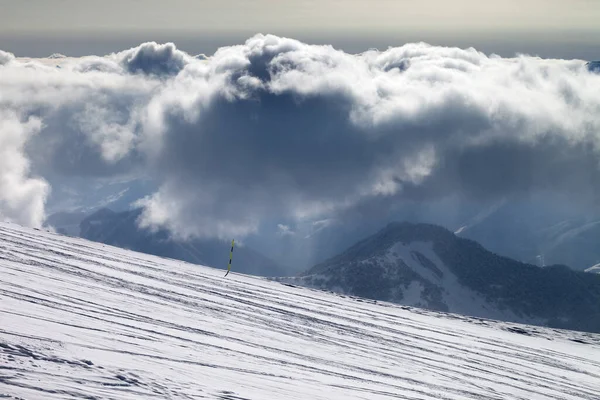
[453,198,600,271]
[245,195,600,274]
[44,210,89,237]
[278,222,600,334]
[46,207,287,277]
[44,186,600,274]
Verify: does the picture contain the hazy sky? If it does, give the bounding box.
[1,0,599,33]
[0,0,598,59]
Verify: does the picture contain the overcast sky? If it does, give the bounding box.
[2,0,599,33]
[1,0,599,58]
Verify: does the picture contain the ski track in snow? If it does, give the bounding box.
[1,222,599,399]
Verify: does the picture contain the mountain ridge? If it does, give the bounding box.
[282,221,600,333]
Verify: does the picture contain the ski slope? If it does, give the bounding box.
[1,222,599,399]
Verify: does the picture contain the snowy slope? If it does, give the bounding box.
[286,240,532,323]
[278,241,524,323]
[386,241,537,323]
[1,222,599,400]
[288,222,600,332]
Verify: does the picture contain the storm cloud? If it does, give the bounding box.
[0,34,599,238]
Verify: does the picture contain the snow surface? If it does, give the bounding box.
[1,222,600,400]
[585,264,600,274]
[385,241,541,324]
[454,226,467,235]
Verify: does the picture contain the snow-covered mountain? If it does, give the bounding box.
[1,221,599,399]
[586,264,600,274]
[282,222,600,333]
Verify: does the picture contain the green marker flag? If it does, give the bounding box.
[225,239,234,277]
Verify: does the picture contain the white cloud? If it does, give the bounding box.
[113,41,194,77]
[304,218,335,239]
[0,50,14,65]
[1,34,599,237]
[0,111,49,227]
[277,224,295,236]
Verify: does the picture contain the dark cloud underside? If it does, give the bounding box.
[0,35,598,240]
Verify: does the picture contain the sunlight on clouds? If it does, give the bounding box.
[0,34,599,240]
[0,111,49,227]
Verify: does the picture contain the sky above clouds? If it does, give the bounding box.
[2,0,599,34]
[1,1,599,59]
[1,35,599,244]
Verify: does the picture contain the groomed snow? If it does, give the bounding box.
[1,222,599,399]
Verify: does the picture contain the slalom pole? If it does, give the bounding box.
[224,239,234,277]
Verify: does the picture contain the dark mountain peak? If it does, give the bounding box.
[304,221,458,277]
[294,220,600,334]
